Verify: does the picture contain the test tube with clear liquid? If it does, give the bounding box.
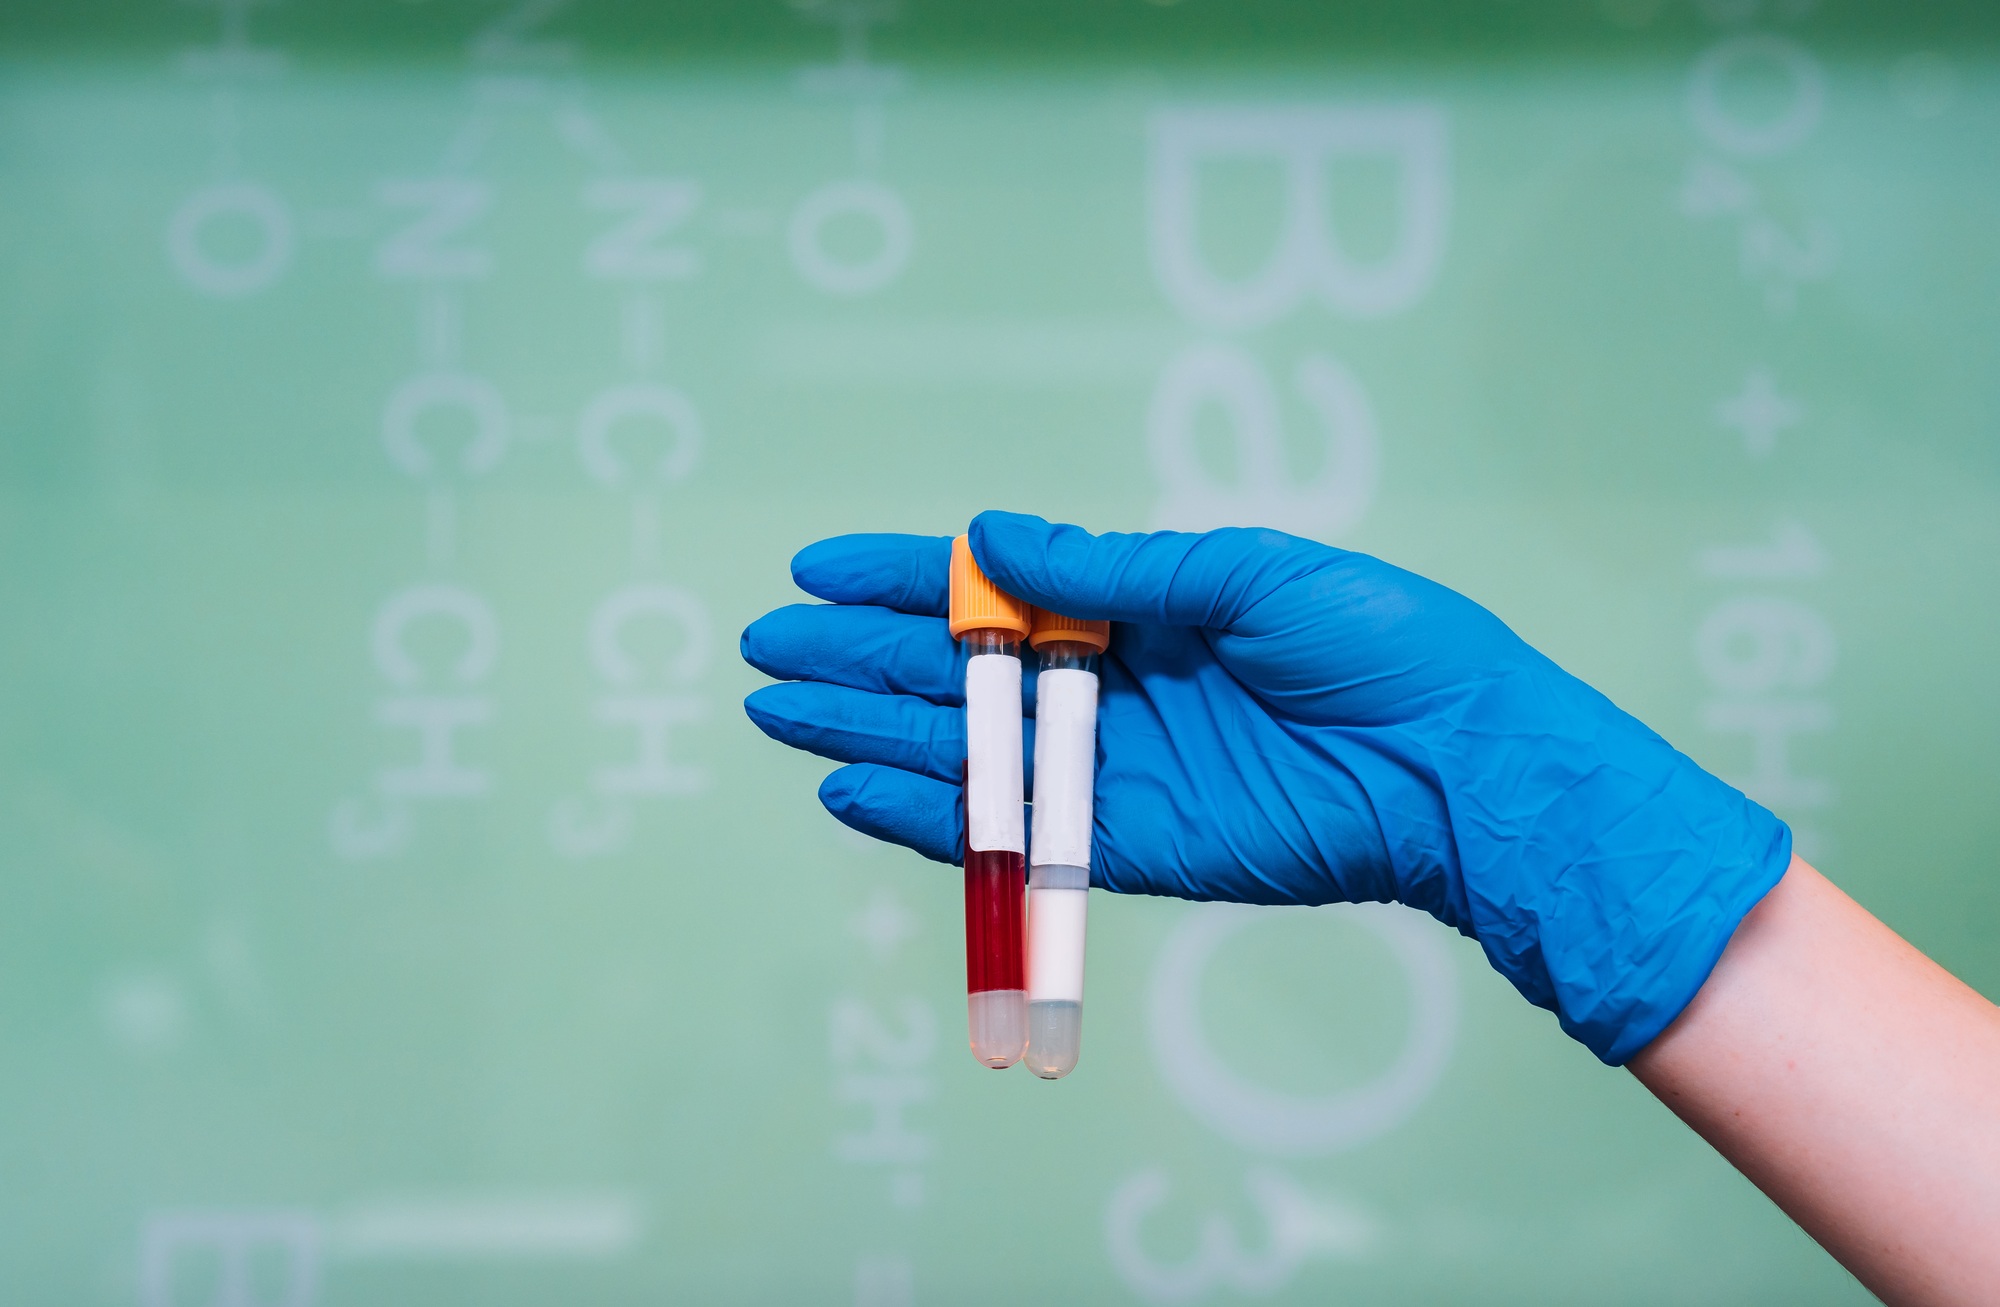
[949,535,1030,1069]
[1024,609,1108,1079]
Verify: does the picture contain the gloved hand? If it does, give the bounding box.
[741,511,1791,1064]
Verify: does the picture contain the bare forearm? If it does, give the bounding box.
[1630,858,2000,1305]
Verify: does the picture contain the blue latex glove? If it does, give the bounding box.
[741,512,1791,1064]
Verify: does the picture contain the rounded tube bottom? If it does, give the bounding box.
[967,989,1027,1069]
[1024,1000,1082,1079]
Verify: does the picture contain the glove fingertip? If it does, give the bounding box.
[737,605,802,677]
[967,510,1053,564]
[968,510,1087,613]
[741,683,789,734]
[818,764,963,866]
[788,536,854,594]
[791,533,954,614]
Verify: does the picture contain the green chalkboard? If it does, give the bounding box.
[3,2,1996,1302]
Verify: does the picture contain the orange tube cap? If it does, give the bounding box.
[949,535,1031,640]
[1028,607,1110,653]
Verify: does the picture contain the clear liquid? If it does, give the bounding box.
[1025,1000,1082,1079]
[967,989,1028,1069]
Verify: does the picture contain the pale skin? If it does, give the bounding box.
[1630,858,2000,1305]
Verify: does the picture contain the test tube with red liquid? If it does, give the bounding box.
[948,535,1030,1069]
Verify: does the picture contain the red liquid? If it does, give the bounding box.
[963,848,1026,994]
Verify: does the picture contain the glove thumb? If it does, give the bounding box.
[968,510,1332,632]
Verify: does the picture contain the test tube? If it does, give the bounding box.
[948,535,1031,1069]
[1023,608,1109,1080]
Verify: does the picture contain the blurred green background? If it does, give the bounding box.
[2,1,1996,1303]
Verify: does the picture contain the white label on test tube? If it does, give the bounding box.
[964,652,1025,854]
[1029,667,1098,870]
[1028,885,1087,1003]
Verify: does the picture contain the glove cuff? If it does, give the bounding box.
[1453,679,1794,1065]
[1546,765,1791,1064]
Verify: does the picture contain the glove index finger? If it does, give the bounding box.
[969,510,1336,632]
[791,533,953,615]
